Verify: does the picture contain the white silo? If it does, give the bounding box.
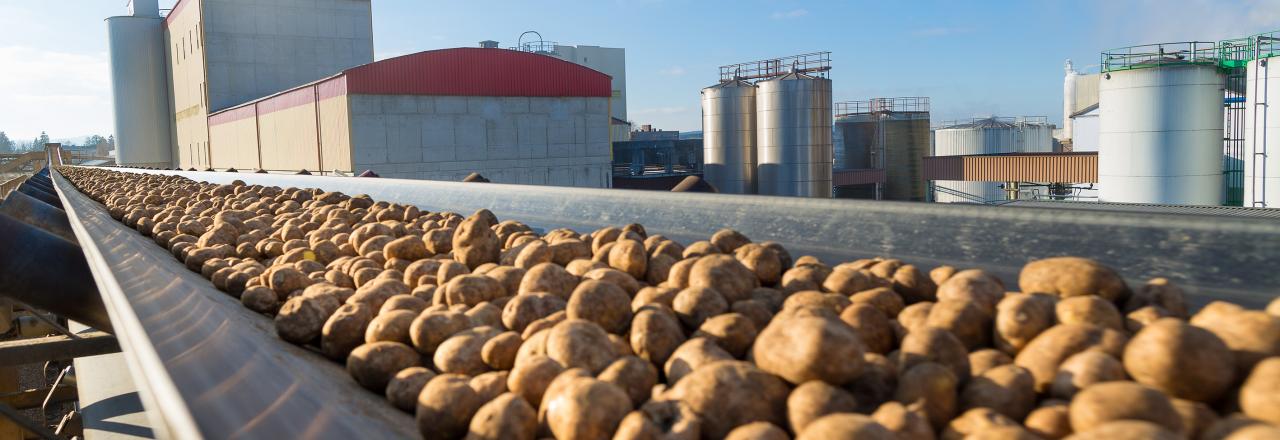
[106,0,174,167]
[756,72,833,198]
[933,118,1054,203]
[1244,39,1279,208]
[1098,47,1224,205]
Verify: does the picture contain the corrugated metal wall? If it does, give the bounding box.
[933,123,1054,202]
[923,153,1097,183]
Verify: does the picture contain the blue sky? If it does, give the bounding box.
[1,0,1277,140]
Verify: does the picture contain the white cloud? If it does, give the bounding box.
[0,46,112,140]
[1100,0,1280,43]
[770,9,808,20]
[658,66,686,76]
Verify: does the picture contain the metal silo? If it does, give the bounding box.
[932,117,1054,203]
[1244,33,1279,208]
[1098,43,1225,205]
[106,0,174,167]
[701,80,757,194]
[834,98,930,201]
[757,72,833,197]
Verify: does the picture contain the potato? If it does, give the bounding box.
[466,392,537,440]
[1190,301,1280,377]
[871,401,933,440]
[484,265,525,298]
[734,244,783,286]
[929,265,957,285]
[687,313,754,358]
[380,294,429,315]
[1124,278,1188,318]
[1202,416,1280,440]
[623,305,685,368]
[724,422,787,440]
[1240,356,1280,425]
[709,228,750,253]
[665,361,790,439]
[383,235,427,261]
[942,408,1021,440]
[796,413,895,440]
[671,286,729,329]
[613,399,701,440]
[837,303,893,354]
[409,310,472,354]
[632,286,679,311]
[847,353,898,413]
[242,285,280,313]
[926,299,992,350]
[895,362,958,430]
[1018,257,1127,302]
[513,240,553,269]
[434,326,501,376]
[521,311,566,340]
[788,380,859,433]
[779,264,829,293]
[453,214,500,269]
[320,303,374,359]
[466,302,504,328]
[269,266,313,298]
[275,296,334,344]
[1268,297,1280,318]
[608,239,648,280]
[416,374,486,439]
[1121,318,1234,403]
[364,309,416,345]
[960,364,1036,421]
[501,292,567,333]
[994,293,1056,355]
[897,301,934,333]
[505,353,561,405]
[1068,381,1183,434]
[1064,420,1179,440]
[969,349,1013,377]
[565,259,607,277]
[753,315,865,385]
[1171,398,1219,440]
[438,274,504,308]
[681,240,721,259]
[1014,324,1128,393]
[566,279,633,334]
[1050,351,1124,400]
[1055,296,1123,331]
[892,264,938,304]
[348,278,410,311]
[935,269,1004,316]
[346,341,421,392]
[470,370,510,402]
[781,291,850,315]
[518,263,579,300]
[664,258,697,289]
[599,356,659,408]
[1124,305,1171,334]
[823,268,885,296]
[687,254,759,302]
[1024,401,1071,440]
[545,319,619,374]
[481,331,522,370]
[849,287,905,318]
[544,376,633,440]
[898,327,970,382]
[663,337,734,384]
[385,366,435,412]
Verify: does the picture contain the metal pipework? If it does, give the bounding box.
[0,191,76,242]
[0,213,110,333]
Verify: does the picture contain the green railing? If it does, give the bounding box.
[1101,41,1219,73]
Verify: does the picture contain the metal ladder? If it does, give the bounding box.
[1251,37,1272,207]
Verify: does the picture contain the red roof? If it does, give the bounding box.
[344,48,611,98]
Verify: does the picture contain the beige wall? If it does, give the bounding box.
[258,103,322,172]
[208,116,259,170]
[165,0,210,169]
[319,95,353,172]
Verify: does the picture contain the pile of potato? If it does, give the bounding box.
[59,166,1280,440]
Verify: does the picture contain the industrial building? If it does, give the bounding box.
[701,53,833,197]
[930,117,1056,202]
[106,1,619,188]
[833,98,930,201]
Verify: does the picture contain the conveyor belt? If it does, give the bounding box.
[50,167,1280,438]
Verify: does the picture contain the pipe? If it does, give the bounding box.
[0,213,110,333]
[0,191,76,242]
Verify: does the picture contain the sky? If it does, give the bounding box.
[1,0,1278,141]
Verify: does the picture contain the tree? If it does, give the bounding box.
[36,131,50,147]
[0,131,13,152]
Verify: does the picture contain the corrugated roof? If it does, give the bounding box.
[1001,200,1280,219]
[344,48,612,98]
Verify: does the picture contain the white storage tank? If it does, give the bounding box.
[701,80,757,194]
[1098,55,1224,205]
[756,72,832,197]
[106,0,173,167]
[1245,47,1279,207]
[933,117,1054,203]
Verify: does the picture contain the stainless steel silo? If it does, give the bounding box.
[106,1,174,168]
[834,98,930,201]
[756,72,833,197]
[701,80,757,194]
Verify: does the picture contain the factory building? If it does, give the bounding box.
[206,48,614,186]
[931,117,1055,203]
[833,97,930,201]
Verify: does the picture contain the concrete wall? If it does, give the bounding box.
[552,45,625,122]
[202,0,373,111]
[349,95,612,187]
[165,0,210,169]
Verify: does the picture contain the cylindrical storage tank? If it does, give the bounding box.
[1245,56,1279,207]
[757,72,832,197]
[933,118,1054,203]
[106,12,173,168]
[1098,63,1224,205]
[701,80,757,194]
[835,111,930,201]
